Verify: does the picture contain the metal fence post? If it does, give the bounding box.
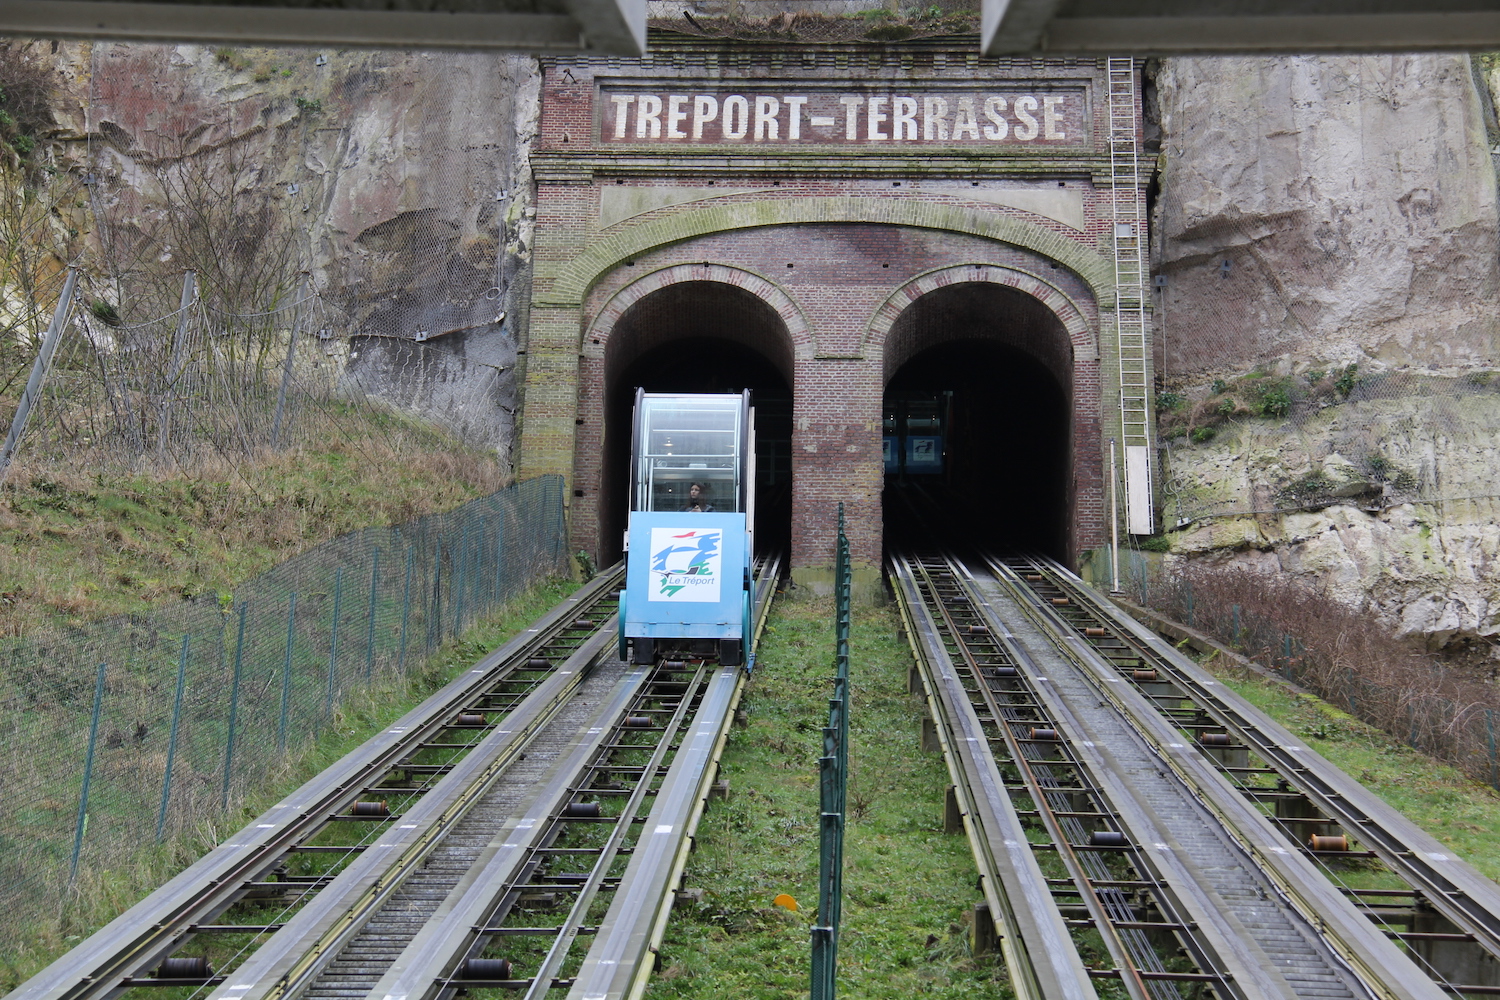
[1486,709,1498,792]
[0,267,79,485]
[222,601,248,809]
[157,270,196,461]
[271,276,309,449]
[326,568,343,720]
[157,636,191,840]
[1231,604,1241,646]
[501,521,513,605]
[365,548,380,679]
[428,543,443,652]
[278,594,297,753]
[397,548,414,675]
[454,521,471,637]
[70,660,109,881]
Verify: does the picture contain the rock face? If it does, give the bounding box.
[77,43,540,462]
[1149,55,1500,376]
[1162,384,1500,651]
[1146,54,1500,655]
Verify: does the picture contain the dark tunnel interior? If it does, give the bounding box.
[603,337,793,566]
[883,339,1070,558]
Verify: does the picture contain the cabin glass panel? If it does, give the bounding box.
[634,395,743,513]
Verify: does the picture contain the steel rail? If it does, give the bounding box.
[910,552,1252,1000]
[206,620,627,1000]
[357,656,668,1000]
[565,549,783,1000]
[508,661,713,1000]
[10,567,626,1000]
[986,555,1451,1000]
[889,552,1100,1000]
[1008,555,1500,993]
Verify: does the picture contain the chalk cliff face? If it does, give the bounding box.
[1149,55,1500,376]
[72,43,540,461]
[1161,388,1500,653]
[1148,54,1500,655]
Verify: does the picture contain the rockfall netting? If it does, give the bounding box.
[1155,366,1500,527]
[1,42,532,480]
[0,474,564,939]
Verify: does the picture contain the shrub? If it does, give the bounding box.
[1333,363,1359,397]
[1260,382,1291,418]
[90,299,122,326]
[1142,564,1500,787]
[1190,426,1216,444]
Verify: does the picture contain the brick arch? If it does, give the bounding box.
[571,263,804,570]
[582,262,809,382]
[537,197,1115,309]
[868,263,1094,384]
[869,262,1102,566]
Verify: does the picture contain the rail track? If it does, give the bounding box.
[13,554,780,1000]
[891,546,1500,1000]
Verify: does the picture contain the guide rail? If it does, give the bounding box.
[994,553,1500,999]
[13,568,627,1000]
[890,545,1491,1000]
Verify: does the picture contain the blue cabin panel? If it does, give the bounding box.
[624,510,747,640]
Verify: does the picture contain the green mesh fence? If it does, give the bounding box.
[0,474,564,936]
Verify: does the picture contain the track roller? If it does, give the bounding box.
[157,957,213,978]
[460,957,513,979]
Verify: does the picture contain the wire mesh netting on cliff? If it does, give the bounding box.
[0,474,565,942]
[2,264,515,479]
[0,43,533,476]
[1154,365,1500,527]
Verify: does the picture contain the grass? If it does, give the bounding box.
[0,415,509,633]
[1208,658,1500,881]
[646,597,1013,1000]
[1,576,579,991]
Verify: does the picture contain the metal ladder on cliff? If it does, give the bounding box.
[1107,56,1154,534]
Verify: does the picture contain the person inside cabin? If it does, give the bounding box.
[681,482,714,513]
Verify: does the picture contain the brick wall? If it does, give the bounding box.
[517,38,1142,581]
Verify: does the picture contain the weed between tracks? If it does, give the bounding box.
[645,596,1012,1000]
[0,577,578,992]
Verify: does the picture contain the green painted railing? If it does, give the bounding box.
[811,504,851,1000]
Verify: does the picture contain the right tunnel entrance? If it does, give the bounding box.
[882,281,1074,559]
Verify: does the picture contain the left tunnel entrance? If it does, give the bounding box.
[597,281,793,567]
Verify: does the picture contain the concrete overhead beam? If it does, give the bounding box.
[984,0,1500,54]
[0,0,645,53]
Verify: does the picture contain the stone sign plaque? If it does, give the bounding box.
[599,86,1088,147]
